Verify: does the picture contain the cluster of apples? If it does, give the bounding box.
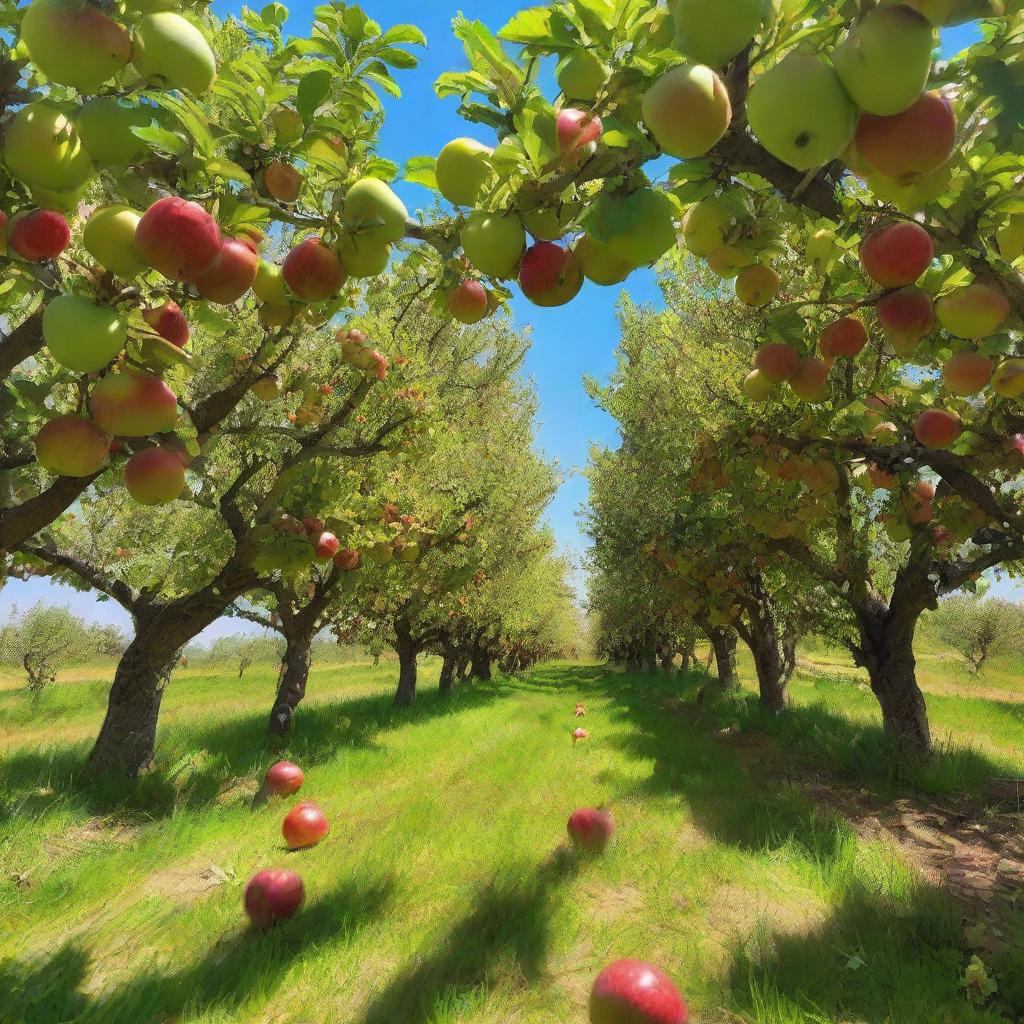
[741,219,1011,443]
[244,760,331,930]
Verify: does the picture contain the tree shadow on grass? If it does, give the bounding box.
[0,680,509,823]
[1,872,396,1024]
[359,847,584,1024]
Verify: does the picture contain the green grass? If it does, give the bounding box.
[0,657,1020,1023]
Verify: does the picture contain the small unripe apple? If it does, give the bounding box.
[447,279,489,324]
[264,160,303,203]
[806,228,838,273]
[282,801,329,850]
[43,295,127,373]
[135,196,222,282]
[341,177,409,247]
[337,235,391,278]
[132,12,217,94]
[9,209,70,262]
[143,300,189,348]
[124,446,186,505]
[997,214,1024,263]
[35,414,110,477]
[253,260,288,304]
[269,106,304,145]
[754,342,800,384]
[338,328,374,370]
[259,304,295,329]
[672,0,764,69]
[935,283,1010,339]
[556,49,609,101]
[589,959,688,1024]
[860,222,933,288]
[435,137,493,207]
[742,368,776,402]
[706,244,752,279]
[282,237,346,302]
[681,197,732,256]
[83,205,145,278]
[461,211,526,279]
[76,97,149,166]
[575,235,635,286]
[914,408,963,449]
[243,869,304,930]
[251,373,282,402]
[991,359,1024,399]
[734,264,779,307]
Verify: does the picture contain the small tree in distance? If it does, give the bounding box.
[927,595,1024,675]
[0,603,98,692]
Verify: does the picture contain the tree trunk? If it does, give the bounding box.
[470,648,492,681]
[857,607,931,754]
[268,633,312,736]
[708,628,739,690]
[678,642,695,675]
[456,655,470,681]
[439,653,456,696]
[750,630,790,715]
[89,636,174,777]
[394,620,418,706]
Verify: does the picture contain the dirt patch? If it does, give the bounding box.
[705,880,829,944]
[41,817,138,861]
[148,860,236,904]
[586,880,645,921]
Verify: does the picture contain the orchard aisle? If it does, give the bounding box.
[1,663,1018,1023]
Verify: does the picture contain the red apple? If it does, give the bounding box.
[9,209,70,262]
[89,370,178,437]
[447,279,488,324]
[572,727,588,744]
[35,414,109,477]
[282,801,329,850]
[143,300,189,348]
[557,108,603,153]
[243,869,304,929]
[914,408,963,449]
[135,196,222,282]
[790,357,830,401]
[942,351,992,396]
[876,286,934,352]
[265,760,304,796]
[283,237,346,302]
[860,222,933,288]
[519,241,583,307]
[194,236,259,304]
[856,92,956,185]
[589,959,688,1024]
[567,807,615,853]
[819,316,867,359]
[124,446,186,505]
[314,531,340,560]
[333,548,361,571]
[264,159,303,203]
[754,342,800,384]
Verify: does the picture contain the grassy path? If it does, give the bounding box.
[1,662,1020,1023]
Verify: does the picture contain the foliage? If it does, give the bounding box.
[0,603,100,691]
[926,594,1024,674]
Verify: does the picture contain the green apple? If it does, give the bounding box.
[682,197,732,256]
[269,106,304,145]
[460,211,526,279]
[806,228,837,273]
[83,206,146,278]
[132,12,217,94]
[833,5,935,116]
[435,138,494,207]
[4,102,93,191]
[589,188,678,267]
[253,260,288,304]
[21,0,131,93]
[747,54,857,171]
[44,295,127,373]
[556,50,609,101]
[574,235,635,286]
[76,98,150,166]
[642,63,731,158]
[673,0,766,68]
[997,214,1024,263]
[341,177,409,246]
[337,235,391,278]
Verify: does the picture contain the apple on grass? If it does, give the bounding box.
[282,801,330,850]
[244,869,304,930]
[265,760,304,797]
[567,807,615,853]
[572,727,588,744]
[589,959,688,1024]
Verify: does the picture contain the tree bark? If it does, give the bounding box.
[456,655,470,681]
[394,619,418,706]
[268,632,312,736]
[439,653,456,696]
[707,627,739,690]
[749,630,790,715]
[470,647,492,681]
[0,473,97,549]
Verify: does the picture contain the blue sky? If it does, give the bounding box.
[1,5,999,637]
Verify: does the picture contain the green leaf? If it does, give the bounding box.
[364,157,399,182]
[404,156,438,191]
[376,46,419,70]
[296,69,334,123]
[130,125,188,157]
[498,7,577,50]
[380,24,427,47]
[206,158,253,186]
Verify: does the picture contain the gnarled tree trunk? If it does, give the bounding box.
[469,646,492,681]
[438,650,456,696]
[268,632,312,736]
[707,627,739,690]
[394,618,418,706]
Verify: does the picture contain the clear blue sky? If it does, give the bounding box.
[1,5,1001,638]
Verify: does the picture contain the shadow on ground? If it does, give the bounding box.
[0,677,508,822]
[0,873,396,1024]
